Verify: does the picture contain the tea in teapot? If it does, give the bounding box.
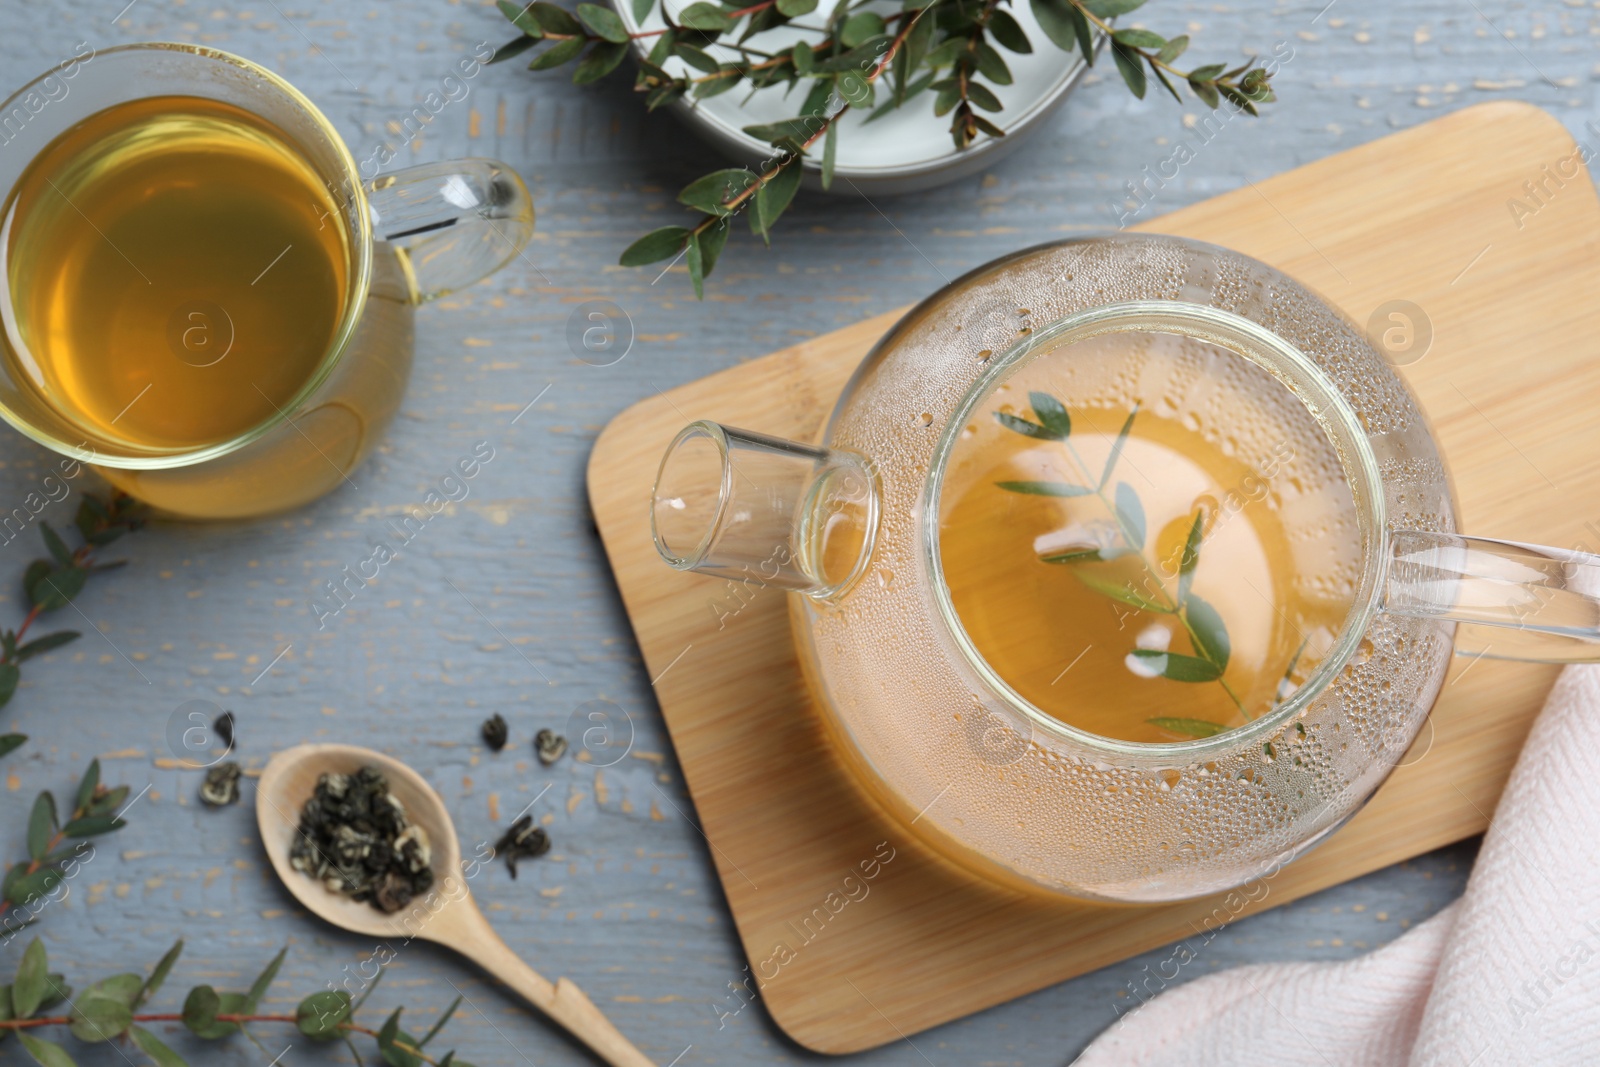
[938,327,1360,744]
[653,234,1600,902]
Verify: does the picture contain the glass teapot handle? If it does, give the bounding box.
[365,159,534,305]
[1387,530,1600,662]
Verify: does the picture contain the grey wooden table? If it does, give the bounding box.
[0,0,1578,1063]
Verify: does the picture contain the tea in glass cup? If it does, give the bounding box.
[0,43,534,519]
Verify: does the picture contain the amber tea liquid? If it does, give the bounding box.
[938,330,1363,744]
[0,95,348,452]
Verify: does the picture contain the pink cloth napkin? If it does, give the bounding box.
[1076,664,1600,1067]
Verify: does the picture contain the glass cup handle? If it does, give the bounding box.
[1386,530,1600,662]
[364,159,535,305]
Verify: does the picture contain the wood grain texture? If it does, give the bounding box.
[588,100,1600,1053]
[0,2,1588,1064]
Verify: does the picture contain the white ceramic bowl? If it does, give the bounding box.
[617,0,1106,194]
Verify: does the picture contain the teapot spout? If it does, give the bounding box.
[650,421,878,600]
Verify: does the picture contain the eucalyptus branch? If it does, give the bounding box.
[0,761,131,932]
[493,0,1278,295]
[0,939,478,1067]
[617,1,926,294]
[993,393,1255,738]
[0,492,145,760]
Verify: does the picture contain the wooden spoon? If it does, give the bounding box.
[256,743,655,1067]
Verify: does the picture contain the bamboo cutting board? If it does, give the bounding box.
[587,101,1600,1053]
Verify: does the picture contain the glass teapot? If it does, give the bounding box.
[650,234,1599,902]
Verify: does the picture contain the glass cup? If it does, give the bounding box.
[0,42,534,519]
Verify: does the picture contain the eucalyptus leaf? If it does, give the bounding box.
[742,116,824,144]
[1111,42,1146,98]
[352,969,384,1015]
[816,120,835,190]
[28,792,57,862]
[68,975,139,1042]
[987,8,1032,52]
[1184,595,1231,671]
[1077,572,1169,614]
[1114,481,1145,551]
[839,11,885,47]
[87,785,128,818]
[1189,77,1220,108]
[1083,0,1147,14]
[18,1033,76,1067]
[61,815,124,838]
[1028,0,1077,52]
[0,734,25,759]
[679,168,757,215]
[13,940,48,1020]
[1027,392,1071,438]
[1069,3,1094,63]
[618,226,689,267]
[496,0,543,36]
[575,2,629,41]
[39,976,71,1013]
[685,229,706,299]
[22,561,49,604]
[964,81,1002,112]
[3,868,62,908]
[864,72,935,122]
[1130,648,1221,682]
[39,524,71,568]
[297,990,353,1040]
[995,411,1067,441]
[419,995,463,1046]
[994,480,1092,497]
[528,35,585,70]
[1147,716,1228,738]
[924,37,968,69]
[633,0,653,22]
[0,663,19,708]
[130,1026,189,1067]
[1099,404,1138,488]
[975,41,1013,85]
[73,761,99,816]
[1039,548,1104,564]
[678,1,733,30]
[243,947,287,1014]
[1156,33,1188,63]
[1112,27,1165,48]
[528,1,581,34]
[572,40,629,83]
[751,158,801,239]
[699,218,731,276]
[181,985,225,1038]
[1150,62,1182,103]
[137,941,183,1008]
[1177,509,1204,601]
[776,0,818,15]
[674,41,722,73]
